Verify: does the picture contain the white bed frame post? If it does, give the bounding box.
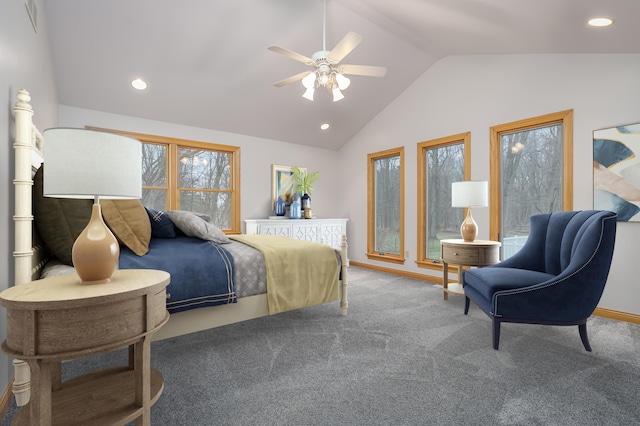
[11,89,40,407]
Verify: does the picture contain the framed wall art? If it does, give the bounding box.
[593,122,640,221]
[271,164,305,210]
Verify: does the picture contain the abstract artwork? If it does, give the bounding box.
[271,164,305,211]
[593,123,640,221]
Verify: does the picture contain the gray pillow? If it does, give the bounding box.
[166,210,231,244]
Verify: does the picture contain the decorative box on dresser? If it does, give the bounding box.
[245,218,348,250]
[0,269,170,426]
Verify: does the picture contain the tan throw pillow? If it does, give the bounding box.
[101,199,151,256]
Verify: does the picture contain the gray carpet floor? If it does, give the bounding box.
[3,266,640,425]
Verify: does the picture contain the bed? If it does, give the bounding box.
[10,89,349,406]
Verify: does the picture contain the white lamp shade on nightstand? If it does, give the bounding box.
[452,181,489,242]
[43,128,142,283]
[44,128,142,199]
[452,181,488,208]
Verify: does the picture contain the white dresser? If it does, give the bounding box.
[245,218,348,250]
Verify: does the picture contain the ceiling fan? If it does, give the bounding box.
[268,0,387,102]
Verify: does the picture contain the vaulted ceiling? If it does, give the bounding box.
[44,0,640,150]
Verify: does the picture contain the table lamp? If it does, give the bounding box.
[43,128,142,284]
[452,181,488,242]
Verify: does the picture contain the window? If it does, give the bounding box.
[417,133,470,269]
[367,147,404,264]
[90,128,241,233]
[490,110,573,258]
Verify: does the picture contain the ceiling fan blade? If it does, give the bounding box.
[327,32,362,64]
[268,46,315,66]
[339,64,387,77]
[274,71,312,87]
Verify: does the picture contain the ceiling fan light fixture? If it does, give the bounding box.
[302,71,317,89]
[302,87,315,101]
[318,72,330,86]
[335,72,350,90]
[332,86,344,102]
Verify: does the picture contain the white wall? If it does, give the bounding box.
[58,106,343,223]
[338,53,640,315]
[0,0,58,396]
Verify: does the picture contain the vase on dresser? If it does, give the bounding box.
[274,196,286,216]
[290,194,301,219]
[301,193,312,218]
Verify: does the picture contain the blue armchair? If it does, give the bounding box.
[463,210,617,351]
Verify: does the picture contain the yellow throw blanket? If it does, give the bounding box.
[229,234,339,315]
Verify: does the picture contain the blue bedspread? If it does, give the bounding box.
[119,236,236,313]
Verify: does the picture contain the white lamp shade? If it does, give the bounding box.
[332,86,344,102]
[452,181,488,208]
[335,73,351,90]
[43,128,142,199]
[302,71,317,89]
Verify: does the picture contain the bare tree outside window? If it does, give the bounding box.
[178,148,232,228]
[426,143,465,259]
[500,125,562,240]
[375,155,401,255]
[491,110,573,260]
[141,143,168,211]
[367,147,405,264]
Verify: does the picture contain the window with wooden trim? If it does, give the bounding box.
[417,133,470,269]
[90,128,241,233]
[490,110,573,258]
[367,147,404,264]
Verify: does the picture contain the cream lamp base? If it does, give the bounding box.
[72,203,119,284]
[460,208,478,242]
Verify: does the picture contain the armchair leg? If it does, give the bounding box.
[492,318,501,350]
[464,296,470,314]
[579,323,592,352]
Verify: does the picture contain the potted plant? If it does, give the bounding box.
[292,166,319,218]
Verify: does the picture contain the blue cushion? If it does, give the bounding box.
[464,267,555,302]
[145,207,177,239]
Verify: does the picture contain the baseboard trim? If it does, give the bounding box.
[350,262,640,324]
[0,378,14,422]
[593,307,640,324]
[349,261,440,283]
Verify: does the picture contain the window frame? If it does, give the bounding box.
[416,132,471,270]
[367,147,405,264]
[88,127,241,234]
[489,110,573,242]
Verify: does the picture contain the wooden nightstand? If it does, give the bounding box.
[440,239,501,300]
[0,269,170,426]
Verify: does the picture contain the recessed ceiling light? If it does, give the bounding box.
[320,123,330,130]
[588,17,613,27]
[131,78,147,90]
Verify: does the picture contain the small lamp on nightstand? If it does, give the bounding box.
[452,181,488,242]
[43,128,142,284]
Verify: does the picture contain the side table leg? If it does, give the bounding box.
[134,336,151,426]
[27,359,53,426]
[442,261,449,300]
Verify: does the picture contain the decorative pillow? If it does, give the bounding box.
[145,207,177,239]
[166,210,231,244]
[33,166,93,265]
[101,199,151,256]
